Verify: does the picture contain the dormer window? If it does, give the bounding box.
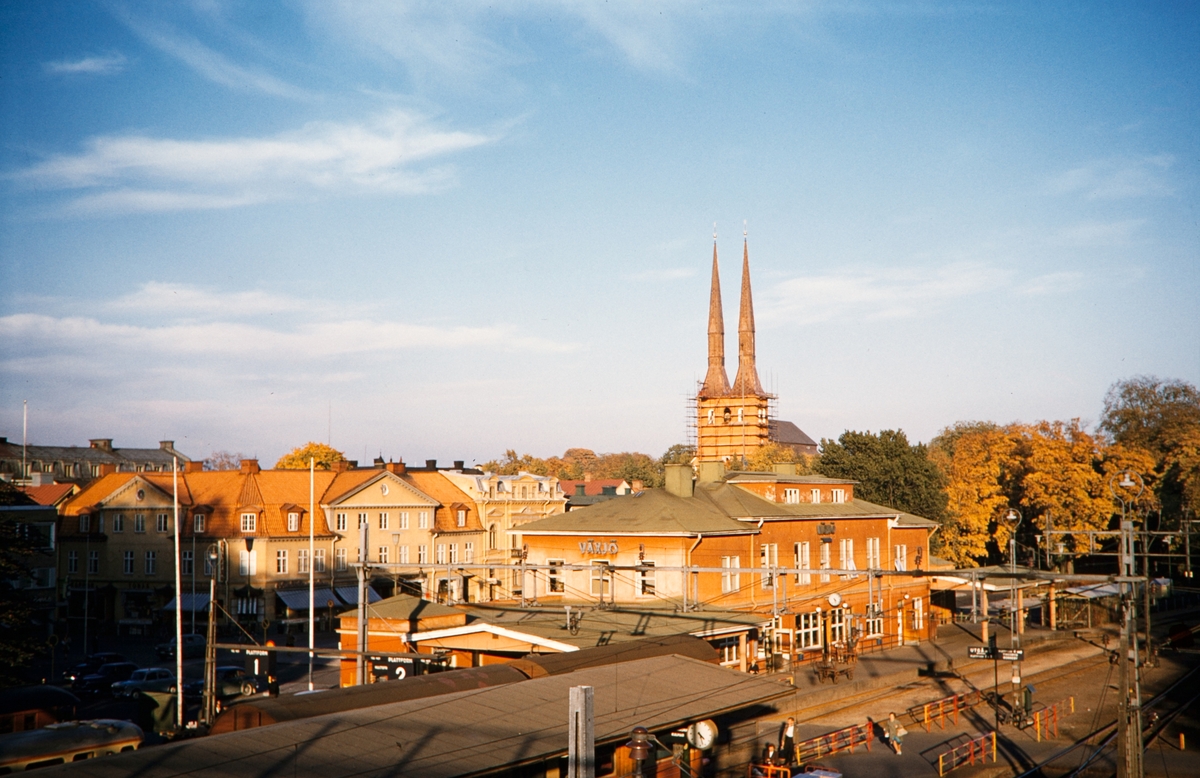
[287,512,300,532]
[811,489,822,504]
[784,488,800,504]
[457,509,467,527]
[832,488,846,504]
[194,514,205,533]
[79,515,90,533]
[241,513,257,533]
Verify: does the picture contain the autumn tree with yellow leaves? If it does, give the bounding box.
[275,442,347,470]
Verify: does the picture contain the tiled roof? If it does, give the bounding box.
[518,487,751,536]
[20,483,77,506]
[559,479,628,496]
[404,472,484,534]
[769,419,818,448]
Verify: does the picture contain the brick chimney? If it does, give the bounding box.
[425,459,437,469]
[98,463,118,476]
[89,439,114,452]
[185,461,204,473]
[631,479,644,492]
[159,441,175,451]
[332,460,350,473]
[239,459,260,474]
[385,460,407,475]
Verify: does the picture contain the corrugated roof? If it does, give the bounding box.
[41,655,792,778]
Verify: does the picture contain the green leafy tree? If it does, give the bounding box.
[0,483,42,686]
[660,443,696,466]
[816,429,948,523]
[275,442,346,470]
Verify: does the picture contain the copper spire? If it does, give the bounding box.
[699,229,731,399]
[731,230,766,397]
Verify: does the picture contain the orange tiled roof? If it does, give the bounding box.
[21,483,77,506]
[403,471,485,534]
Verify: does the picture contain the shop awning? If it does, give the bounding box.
[164,593,212,611]
[334,585,381,606]
[276,587,338,612]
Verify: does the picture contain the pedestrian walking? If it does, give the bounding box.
[884,712,906,755]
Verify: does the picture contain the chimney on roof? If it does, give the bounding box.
[697,461,726,484]
[453,460,464,470]
[348,460,359,468]
[332,460,350,473]
[185,461,204,474]
[425,459,437,469]
[0,437,7,444]
[583,472,592,483]
[574,484,587,496]
[99,463,117,476]
[385,460,407,475]
[664,464,694,498]
[159,441,174,451]
[90,439,114,452]
[772,462,798,476]
[239,459,260,474]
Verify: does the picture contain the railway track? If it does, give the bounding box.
[793,645,1112,724]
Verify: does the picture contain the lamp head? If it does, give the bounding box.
[1004,508,1021,524]
[1119,472,1136,488]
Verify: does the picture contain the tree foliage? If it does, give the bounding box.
[929,422,1013,566]
[816,430,948,523]
[275,442,346,470]
[0,484,44,686]
[204,451,246,471]
[1100,376,1200,520]
[481,448,666,487]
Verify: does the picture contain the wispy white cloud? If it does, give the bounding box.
[1017,271,1085,296]
[1051,219,1145,247]
[1046,156,1174,200]
[104,282,307,317]
[15,110,494,215]
[760,262,1013,325]
[113,7,314,99]
[44,53,128,76]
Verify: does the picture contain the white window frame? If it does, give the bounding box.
[784,488,800,504]
[590,561,610,596]
[79,515,90,533]
[378,546,389,564]
[182,550,194,575]
[135,514,145,533]
[399,512,409,530]
[335,548,347,571]
[456,509,466,527]
[239,550,257,576]
[721,556,740,594]
[832,488,846,504]
[448,543,458,564]
[436,544,446,564]
[464,542,474,563]
[894,544,908,572]
[378,512,389,530]
[157,513,169,533]
[288,512,300,532]
[298,548,310,574]
[830,606,847,645]
[417,545,428,564]
[839,538,857,578]
[794,542,810,585]
[810,489,822,504]
[123,551,134,575]
[145,550,157,575]
[866,537,881,569]
[336,513,347,531]
[639,561,656,597]
[548,558,565,593]
[241,513,256,533]
[819,542,831,582]
[358,512,368,529]
[276,549,288,574]
[915,597,924,631]
[314,548,327,573]
[866,603,884,637]
[399,545,409,564]
[193,514,205,534]
[418,511,430,529]
[760,543,778,589]
[113,514,124,533]
[797,611,822,650]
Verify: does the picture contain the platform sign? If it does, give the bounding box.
[968,646,994,659]
[998,649,1025,662]
[368,654,412,681]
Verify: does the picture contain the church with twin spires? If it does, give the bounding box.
[695,231,818,464]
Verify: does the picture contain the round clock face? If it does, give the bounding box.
[828,593,842,607]
[687,719,718,750]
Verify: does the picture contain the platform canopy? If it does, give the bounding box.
[163,593,211,611]
[276,587,338,612]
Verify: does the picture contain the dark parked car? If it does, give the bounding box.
[183,666,262,700]
[111,668,178,698]
[155,634,206,661]
[63,653,127,684]
[73,662,139,696]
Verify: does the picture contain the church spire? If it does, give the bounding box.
[699,227,731,399]
[731,228,766,397]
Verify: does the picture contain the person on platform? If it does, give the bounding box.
[885,712,905,755]
[778,717,796,765]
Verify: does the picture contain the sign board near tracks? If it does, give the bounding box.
[968,646,1024,661]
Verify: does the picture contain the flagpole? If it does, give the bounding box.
[308,456,315,692]
[173,457,184,730]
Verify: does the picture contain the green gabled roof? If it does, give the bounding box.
[517,488,752,536]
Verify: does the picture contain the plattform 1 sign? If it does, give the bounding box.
[967,646,1024,661]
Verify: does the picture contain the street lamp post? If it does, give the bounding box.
[1003,508,1023,722]
[1110,470,1145,778]
[202,544,220,727]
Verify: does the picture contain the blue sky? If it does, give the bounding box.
[1,1,1197,467]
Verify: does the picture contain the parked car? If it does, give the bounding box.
[111,668,178,698]
[73,662,139,697]
[183,666,262,700]
[155,634,206,661]
[63,653,127,684]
